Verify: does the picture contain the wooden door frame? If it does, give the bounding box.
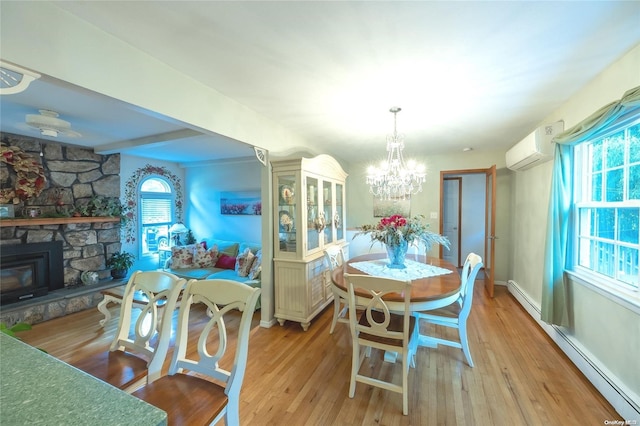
[439,167,496,296]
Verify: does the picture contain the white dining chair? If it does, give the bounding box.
[71,270,185,390]
[414,253,483,367]
[323,245,348,334]
[132,278,261,425]
[344,272,418,415]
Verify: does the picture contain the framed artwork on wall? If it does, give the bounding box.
[221,191,261,215]
[373,197,410,218]
[0,204,15,218]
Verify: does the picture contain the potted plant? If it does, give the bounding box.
[106,251,135,279]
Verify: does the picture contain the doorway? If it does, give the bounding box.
[440,166,496,297]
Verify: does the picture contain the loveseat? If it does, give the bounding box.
[163,238,262,308]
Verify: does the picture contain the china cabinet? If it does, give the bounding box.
[272,154,348,330]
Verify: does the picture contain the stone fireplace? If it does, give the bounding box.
[1,132,122,283]
[0,133,124,324]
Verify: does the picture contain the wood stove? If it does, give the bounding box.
[0,241,64,305]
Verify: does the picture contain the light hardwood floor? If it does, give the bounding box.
[18,282,620,425]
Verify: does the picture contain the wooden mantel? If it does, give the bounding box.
[0,217,120,227]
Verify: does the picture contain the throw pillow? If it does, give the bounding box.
[248,249,262,280]
[171,245,196,269]
[193,244,219,268]
[235,248,256,277]
[215,254,237,270]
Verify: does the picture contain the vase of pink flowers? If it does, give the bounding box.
[355,214,450,269]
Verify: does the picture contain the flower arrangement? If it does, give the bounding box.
[355,214,450,251]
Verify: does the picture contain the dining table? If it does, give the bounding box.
[331,252,461,360]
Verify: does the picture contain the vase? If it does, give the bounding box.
[385,240,408,269]
[110,268,128,280]
[80,271,99,286]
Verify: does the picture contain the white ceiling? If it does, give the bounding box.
[1,1,639,165]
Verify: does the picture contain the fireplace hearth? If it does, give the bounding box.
[0,242,64,305]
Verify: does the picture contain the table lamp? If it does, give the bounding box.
[169,223,189,246]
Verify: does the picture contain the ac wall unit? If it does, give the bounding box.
[506,121,564,171]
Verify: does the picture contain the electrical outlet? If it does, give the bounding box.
[430,212,438,219]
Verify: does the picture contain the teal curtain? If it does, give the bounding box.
[541,86,640,326]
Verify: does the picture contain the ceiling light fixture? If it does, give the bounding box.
[366,107,426,200]
[25,109,81,138]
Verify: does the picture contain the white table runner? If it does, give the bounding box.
[350,258,454,281]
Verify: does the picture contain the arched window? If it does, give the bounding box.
[139,176,174,255]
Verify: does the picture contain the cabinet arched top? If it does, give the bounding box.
[272,154,348,181]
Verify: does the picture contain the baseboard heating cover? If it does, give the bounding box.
[507,280,639,420]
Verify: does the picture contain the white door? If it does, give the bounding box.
[442,178,461,266]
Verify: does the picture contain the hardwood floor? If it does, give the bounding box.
[17,282,619,425]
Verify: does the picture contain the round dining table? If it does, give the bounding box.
[331,253,462,360]
[331,253,462,311]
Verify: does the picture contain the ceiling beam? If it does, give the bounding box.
[94,129,202,154]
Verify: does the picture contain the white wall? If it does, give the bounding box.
[184,158,262,244]
[509,43,640,417]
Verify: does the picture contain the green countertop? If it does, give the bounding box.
[0,333,167,425]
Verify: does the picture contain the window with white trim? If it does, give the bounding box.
[574,119,639,292]
[139,177,174,255]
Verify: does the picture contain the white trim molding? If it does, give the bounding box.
[507,280,639,420]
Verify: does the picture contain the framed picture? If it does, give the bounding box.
[220,191,261,215]
[373,197,410,218]
[0,204,15,218]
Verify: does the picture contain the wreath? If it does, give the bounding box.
[0,144,46,204]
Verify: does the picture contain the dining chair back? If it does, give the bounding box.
[71,270,185,390]
[132,278,261,425]
[343,272,417,415]
[414,253,483,367]
[323,245,348,334]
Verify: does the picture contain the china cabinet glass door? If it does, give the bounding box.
[306,177,320,252]
[336,183,344,241]
[323,180,333,245]
[277,174,297,253]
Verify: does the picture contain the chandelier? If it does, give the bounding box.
[366,107,426,200]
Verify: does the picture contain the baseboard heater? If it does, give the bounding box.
[507,280,639,420]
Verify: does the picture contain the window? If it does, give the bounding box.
[139,177,174,255]
[574,119,639,292]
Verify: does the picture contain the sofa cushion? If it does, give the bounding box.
[203,239,240,257]
[215,254,236,270]
[193,244,219,268]
[171,244,197,269]
[248,249,262,280]
[238,241,261,255]
[235,248,256,277]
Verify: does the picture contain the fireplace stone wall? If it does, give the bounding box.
[1,133,122,286]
